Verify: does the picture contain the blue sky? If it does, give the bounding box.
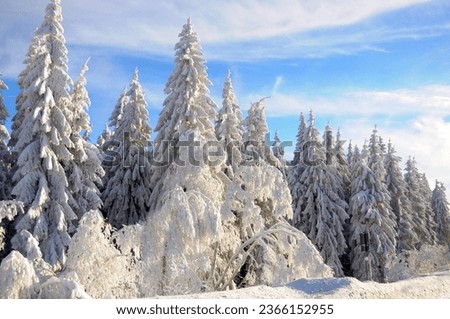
[1,0,450,189]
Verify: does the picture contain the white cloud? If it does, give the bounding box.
[259,83,450,117]
[0,0,436,77]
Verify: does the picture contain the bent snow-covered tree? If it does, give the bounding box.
[102,69,153,228]
[10,0,77,268]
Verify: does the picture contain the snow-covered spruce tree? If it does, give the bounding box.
[10,0,77,268]
[215,70,244,179]
[66,60,103,219]
[418,172,438,243]
[431,181,450,245]
[294,112,348,276]
[288,113,307,229]
[348,129,397,282]
[272,130,285,163]
[143,19,226,295]
[404,157,437,246]
[292,113,306,167]
[102,69,152,229]
[242,98,279,168]
[334,129,350,202]
[384,142,419,251]
[100,87,128,185]
[96,124,112,151]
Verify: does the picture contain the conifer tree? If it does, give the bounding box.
[348,129,397,282]
[384,142,418,251]
[10,0,77,268]
[288,113,307,229]
[144,19,225,295]
[292,113,306,167]
[295,112,348,276]
[215,71,243,179]
[404,157,437,246]
[242,98,279,168]
[432,181,450,245]
[65,61,103,218]
[102,69,152,228]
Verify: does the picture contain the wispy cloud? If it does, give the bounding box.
[256,82,450,117]
[1,0,441,77]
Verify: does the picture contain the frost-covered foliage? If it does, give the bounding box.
[432,181,450,245]
[215,71,244,179]
[0,77,11,201]
[404,157,437,246]
[10,0,78,269]
[0,201,23,255]
[102,70,152,228]
[0,251,39,298]
[227,163,332,287]
[348,132,397,282]
[66,210,138,298]
[142,184,224,296]
[390,245,450,281]
[384,142,419,251]
[294,114,348,277]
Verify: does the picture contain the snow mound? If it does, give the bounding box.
[169,270,450,299]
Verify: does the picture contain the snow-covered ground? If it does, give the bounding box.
[168,270,450,299]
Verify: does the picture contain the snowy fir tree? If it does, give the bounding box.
[102,69,153,229]
[288,113,308,230]
[384,142,419,251]
[293,112,348,276]
[348,136,397,282]
[242,98,279,167]
[215,70,244,179]
[100,87,129,182]
[65,60,104,219]
[143,19,226,295]
[334,129,351,202]
[272,130,285,163]
[291,112,306,167]
[9,0,78,268]
[431,181,450,245]
[0,77,11,200]
[96,124,112,151]
[404,157,437,246]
